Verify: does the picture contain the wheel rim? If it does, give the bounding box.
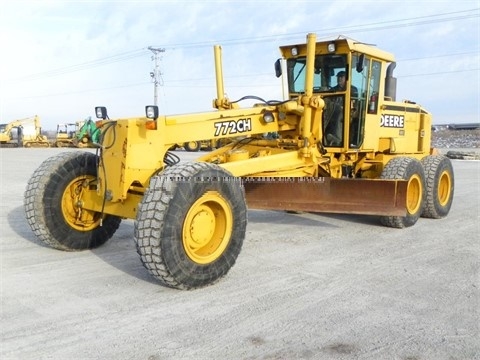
[182,191,233,264]
[186,141,198,150]
[406,174,422,214]
[437,170,452,206]
[61,175,102,231]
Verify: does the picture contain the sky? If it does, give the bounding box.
[0,0,479,130]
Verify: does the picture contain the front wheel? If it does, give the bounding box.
[421,155,454,218]
[380,157,425,228]
[24,152,122,250]
[134,162,247,289]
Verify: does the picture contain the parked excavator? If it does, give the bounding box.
[24,34,454,290]
[0,115,50,147]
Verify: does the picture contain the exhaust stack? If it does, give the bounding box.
[385,62,397,101]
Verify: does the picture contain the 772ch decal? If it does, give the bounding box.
[214,118,252,137]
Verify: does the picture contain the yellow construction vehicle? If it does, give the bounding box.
[75,117,101,147]
[0,115,50,148]
[24,34,454,290]
[53,123,78,147]
[0,122,22,147]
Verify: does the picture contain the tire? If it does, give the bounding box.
[24,152,122,250]
[184,141,201,152]
[421,155,454,218]
[134,162,247,289]
[380,157,425,228]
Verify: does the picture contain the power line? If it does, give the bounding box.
[12,81,151,99]
[6,48,149,83]
[398,50,480,62]
[398,68,480,78]
[4,8,478,98]
[151,8,480,49]
[7,8,479,83]
[6,66,478,100]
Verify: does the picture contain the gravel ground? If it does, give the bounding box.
[1,147,479,360]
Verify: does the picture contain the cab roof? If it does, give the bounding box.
[279,36,396,63]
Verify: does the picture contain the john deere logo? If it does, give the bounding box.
[381,114,404,128]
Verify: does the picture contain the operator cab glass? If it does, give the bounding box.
[286,54,347,93]
[287,54,349,147]
[286,53,368,149]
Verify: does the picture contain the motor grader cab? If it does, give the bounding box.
[0,115,50,147]
[24,33,454,290]
[276,38,427,156]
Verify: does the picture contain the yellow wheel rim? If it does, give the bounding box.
[182,191,233,265]
[186,141,198,150]
[406,174,423,214]
[61,175,102,231]
[437,170,452,206]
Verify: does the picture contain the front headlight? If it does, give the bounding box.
[95,106,108,119]
[145,105,159,120]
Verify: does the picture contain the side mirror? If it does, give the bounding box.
[274,59,282,78]
[356,54,365,73]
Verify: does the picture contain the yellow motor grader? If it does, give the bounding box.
[24,33,454,289]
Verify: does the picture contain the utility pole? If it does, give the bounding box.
[148,46,165,106]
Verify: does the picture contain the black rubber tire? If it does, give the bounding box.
[421,155,454,218]
[380,157,426,228]
[24,152,122,250]
[184,141,201,152]
[134,162,247,290]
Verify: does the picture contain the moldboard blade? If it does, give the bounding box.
[243,177,407,216]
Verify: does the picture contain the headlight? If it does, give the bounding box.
[95,106,107,119]
[145,105,159,120]
[262,111,275,123]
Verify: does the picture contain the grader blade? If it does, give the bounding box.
[243,178,408,216]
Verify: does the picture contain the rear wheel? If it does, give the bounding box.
[421,155,454,218]
[380,157,425,228]
[134,162,247,289]
[184,141,201,152]
[24,152,121,250]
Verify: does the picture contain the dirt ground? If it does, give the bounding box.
[1,148,479,360]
